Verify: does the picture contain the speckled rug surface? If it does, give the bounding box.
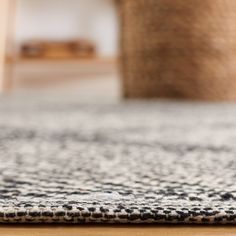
[0,96,236,224]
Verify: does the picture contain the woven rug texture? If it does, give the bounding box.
[0,97,236,224]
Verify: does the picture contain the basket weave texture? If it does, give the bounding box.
[120,0,236,100]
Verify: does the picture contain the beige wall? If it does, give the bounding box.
[0,0,10,91]
[16,0,119,57]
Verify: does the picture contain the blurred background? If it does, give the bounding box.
[1,0,120,99]
[2,0,235,101]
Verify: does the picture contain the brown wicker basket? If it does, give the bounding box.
[119,0,236,100]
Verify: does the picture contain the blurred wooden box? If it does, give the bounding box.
[21,40,96,60]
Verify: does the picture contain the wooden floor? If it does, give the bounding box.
[10,57,118,91]
[0,225,236,236]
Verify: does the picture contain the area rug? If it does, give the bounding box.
[0,97,236,224]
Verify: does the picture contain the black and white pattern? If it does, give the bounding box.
[0,97,236,224]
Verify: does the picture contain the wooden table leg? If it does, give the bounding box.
[0,0,17,93]
[0,0,9,92]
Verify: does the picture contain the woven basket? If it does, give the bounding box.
[119,0,236,100]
